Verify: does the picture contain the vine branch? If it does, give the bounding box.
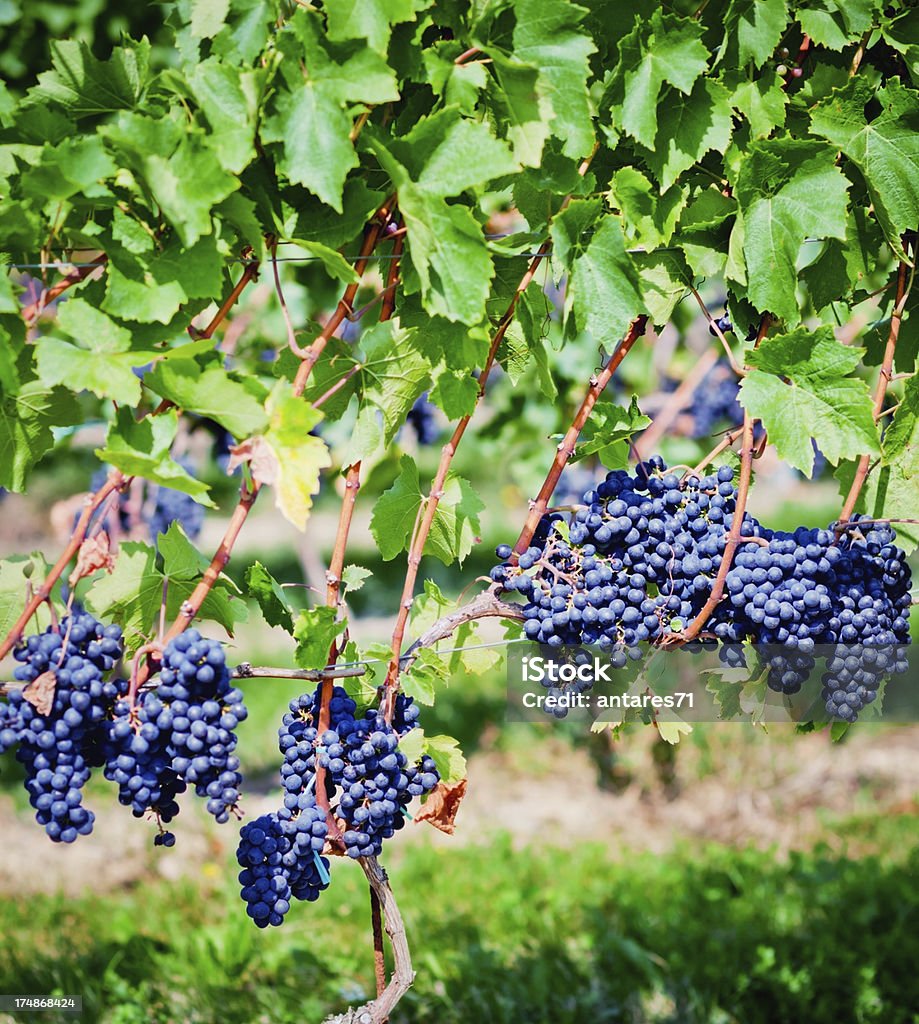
[838,250,913,525]
[513,315,649,555]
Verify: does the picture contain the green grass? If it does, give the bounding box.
[3,823,919,1024]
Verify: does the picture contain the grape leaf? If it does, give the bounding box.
[96,409,216,506]
[883,375,919,463]
[188,59,261,173]
[732,75,787,138]
[144,356,268,438]
[0,554,52,639]
[263,10,399,211]
[424,733,466,784]
[836,450,919,552]
[642,78,733,191]
[725,0,790,68]
[293,606,346,669]
[325,0,425,54]
[341,565,372,593]
[606,10,709,150]
[85,539,243,652]
[350,320,432,459]
[245,561,295,632]
[567,214,644,344]
[572,396,651,466]
[810,79,919,260]
[0,380,80,492]
[510,0,596,158]
[190,0,230,40]
[261,381,332,531]
[35,299,155,405]
[739,327,880,475]
[609,167,688,248]
[32,39,150,117]
[730,140,849,323]
[400,647,447,706]
[369,455,484,564]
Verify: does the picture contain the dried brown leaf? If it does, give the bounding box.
[69,531,115,586]
[23,670,57,716]
[226,436,279,486]
[415,778,467,835]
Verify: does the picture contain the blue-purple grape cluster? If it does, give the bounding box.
[89,464,205,542]
[405,393,440,446]
[491,458,912,721]
[1,613,124,842]
[237,803,329,928]
[278,685,439,860]
[103,630,247,835]
[662,360,744,439]
[235,686,439,926]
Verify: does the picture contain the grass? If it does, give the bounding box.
[3,818,919,1024]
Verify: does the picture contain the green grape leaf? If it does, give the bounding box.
[836,449,919,552]
[245,561,295,632]
[883,375,919,463]
[85,539,244,653]
[572,396,651,466]
[567,214,644,344]
[351,320,432,459]
[401,647,447,706]
[190,0,230,40]
[607,10,709,150]
[263,10,399,210]
[633,249,694,326]
[0,554,52,639]
[610,167,688,248]
[370,455,483,564]
[341,565,372,593]
[730,140,849,323]
[424,733,466,783]
[0,380,82,492]
[188,59,261,173]
[810,79,919,260]
[293,606,346,670]
[32,39,150,117]
[144,356,268,438]
[35,300,155,405]
[642,78,733,191]
[732,75,788,138]
[725,0,790,68]
[325,0,425,54]
[96,408,216,505]
[511,0,596,158]
[739,327,880,475]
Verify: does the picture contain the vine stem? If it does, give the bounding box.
[321,857,414,1024]
[190,257,260,340]
[666,314,771,646]
[685,425,745,478]
[0,472,125,661]
[634,344,719,458]
[293,202,394,394]
[21,256,108,327]
[380,241,553,719]
[512,315,649,556]
[838,253,912,525]
[317,223,403,846]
